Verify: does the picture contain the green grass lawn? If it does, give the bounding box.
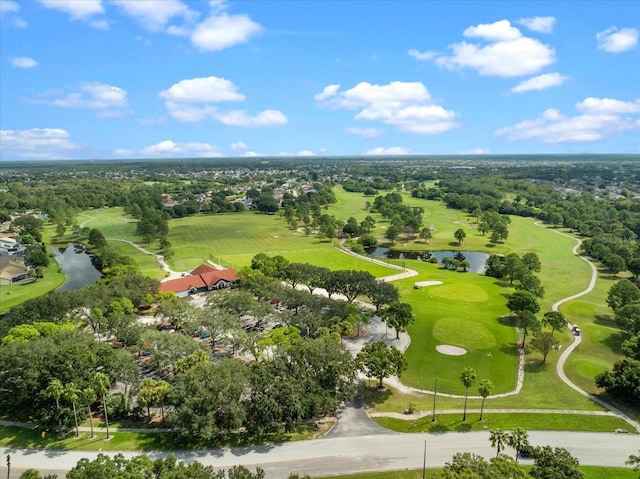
[0,261,65,314]
[372,412,635,434]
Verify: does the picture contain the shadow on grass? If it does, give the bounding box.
[593,314,617,328]
[600,332,624,355]
[362,385,393,407]
[497,315,515,327]
[498,341,520,356]
[524,360,549,374]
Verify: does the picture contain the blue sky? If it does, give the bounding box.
[1,0,639,160]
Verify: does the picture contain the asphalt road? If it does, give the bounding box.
[3,430,639,478]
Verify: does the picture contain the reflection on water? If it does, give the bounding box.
[51,243,103,292]
[365,247,490,274]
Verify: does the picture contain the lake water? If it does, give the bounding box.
[366,247,490,274]
[51,243,103,292]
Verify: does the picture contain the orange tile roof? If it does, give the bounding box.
[158,275,206,293]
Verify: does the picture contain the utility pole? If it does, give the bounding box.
[422,440,427,479]
[6,454,10,479]
[432,378,438,422]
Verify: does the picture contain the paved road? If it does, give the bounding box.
[3,431,638,478]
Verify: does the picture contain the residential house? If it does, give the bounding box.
[0,256,29,285]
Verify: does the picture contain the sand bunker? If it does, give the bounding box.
[413,280,443,288]
[436,344,468,356]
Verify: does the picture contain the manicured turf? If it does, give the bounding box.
[394,260,518,395]
[0,262,65,314]
[372,412,635,434]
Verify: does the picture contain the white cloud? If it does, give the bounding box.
[345,127,383,138]
[215,109,287,127]
[517,16,556,34]
[243,151,259,157]
[231,141,248,150]
[316,81,458,135]
[298,150,314,156]
[364,146,411,155]
[160,76,245,103]
[314,84,340,101]
[464,19,522,41]
[496,97,640,143]
[140,140,222,157]
[576,97,640,114]
[0,128,81,159]
[407,49,438,61]
[38,0,103,19]
[596,27,639,53]
[12,57,38,68]
[423,19,555,77]
[37,82,129,117]
[0,0,19,16]
[511,72,567,93]
[459,148,490,154]
[161,76,287,126]
[191,12,262,51]
[112,0,194,32]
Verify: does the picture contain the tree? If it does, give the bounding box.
[530,332,559,363]
[507,290,540,316]
[508,427,530,462]
[522,252,542,273]
[381,302,414,339]
[626,450,640,471]
[615,302,640,335]
[459,367,477,421]
[384,225,401,245]
[366,281,399,313]
[64,382,82,437]
[80,387,97,438]
[94,372,111,439]
[419,227,432,244]
[47,379,65,437]
[605,254,626,276]
[547,212,563,227]
[504,254,526,286]
[356,341,407,389]
[606,279,640,311]
[454,228,466,246]
[517,274,545,298]
[531,446,584,479]
[542,311,566,335]
[517,311,541,348]
[477,379,493,421]
[490,428,508,457]
[595,358,640,404]
[25,244,50,268]
[169,359,248,441]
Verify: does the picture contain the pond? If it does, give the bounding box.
[51,243,103,293]
[365,247,490,274]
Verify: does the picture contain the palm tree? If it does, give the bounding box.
[459,367,477,421]
[94,372,111,439]
[156,380,170,424]
[64,382,81,437]
[80,387,97,438]
[46,379,64,437]
[508,427,530,462]
[477,379,493,421]
[489,428,508,457]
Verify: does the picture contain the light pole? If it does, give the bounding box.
[6,454,10,479]
[432,378,438,422]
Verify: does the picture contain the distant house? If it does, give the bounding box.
[0,256,29,285]
[159,264,239,298]
[0,237,25,256]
